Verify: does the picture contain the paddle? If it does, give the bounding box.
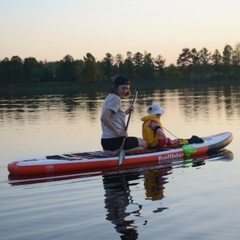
[118,88,139,165]
[163,127,178,139]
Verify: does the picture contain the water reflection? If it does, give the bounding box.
[1,83,240,123]
[102,167,173,239]
[144,168,170,201]
[0,94,104,126]
[101,150,233,240]
[103,173,141,240]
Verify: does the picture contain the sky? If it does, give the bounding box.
[1,0,240,66]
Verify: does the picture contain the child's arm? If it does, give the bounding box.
[150,121,167,141]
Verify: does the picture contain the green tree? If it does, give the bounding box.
[23,57,40,82]
[83,53,99,81]
[9,56,23,82]
[196,47,212,79]
[176,48,193,77]
[123,51,134,79]
[198,48,211,65]
[132,52,144,77]
[211,49,222,75]
[232,42,240,78]
[189,48,199,77]
[115,54,124,75]
[0,57,10,83]
[74,59,84,81]
[154,54,166,78]
[142,52,154,79]
[177,48,192,67]
[165,64,180,77]
[40,61,56,82]
[102,53,114,79]
[222,44,233,79]
[57,55,78,81]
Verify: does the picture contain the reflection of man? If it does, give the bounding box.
[144,168,170,201]
[103,173,141,240]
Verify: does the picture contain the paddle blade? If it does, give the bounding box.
[118,148,125,165]
[182,145,197,157]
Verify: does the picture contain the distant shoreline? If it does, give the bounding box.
[0,77,238,97]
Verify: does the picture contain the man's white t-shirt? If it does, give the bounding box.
[101,93,126,139]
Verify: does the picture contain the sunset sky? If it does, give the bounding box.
[1,0,240,65]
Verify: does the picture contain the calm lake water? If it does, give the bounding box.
[1,82,240,240]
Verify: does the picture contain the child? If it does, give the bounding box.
[141,103,173,148]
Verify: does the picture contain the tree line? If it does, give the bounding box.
[0,43,240,84]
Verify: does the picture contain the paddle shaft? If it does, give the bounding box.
[125,88,139,131]
[118,88,139,165]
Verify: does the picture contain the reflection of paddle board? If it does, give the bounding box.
[8,149,233,186]
[8,132,233,176]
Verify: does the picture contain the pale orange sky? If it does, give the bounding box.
[1,0,240,66]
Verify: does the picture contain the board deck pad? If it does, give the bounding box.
[46,151,109,160]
